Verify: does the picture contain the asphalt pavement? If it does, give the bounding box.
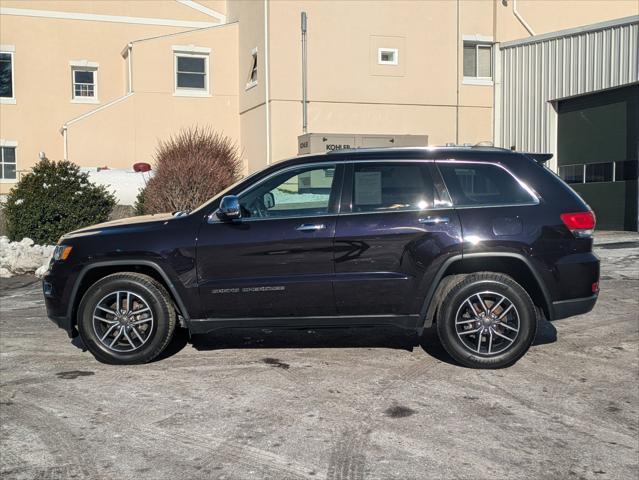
[1,232,638,480]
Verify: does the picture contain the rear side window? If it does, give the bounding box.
[352,163,435,212]
[437,162,536,207]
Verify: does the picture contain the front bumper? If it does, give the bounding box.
[551,293,598,320]
[47,312,76,338]
[43,268,78,338]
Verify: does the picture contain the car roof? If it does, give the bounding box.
[275,146,529,168]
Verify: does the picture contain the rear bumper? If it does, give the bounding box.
[551,294,598,320]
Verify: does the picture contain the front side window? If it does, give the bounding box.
[239,165,336,219]
[352,163,435,212]
[463,42,492,79]
[72,68,97,100]
[438,162,536,207]
[175,53,208,94]
[0,51,14,99]
[1,146,16,180]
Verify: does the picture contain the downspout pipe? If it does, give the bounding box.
[125,43,133,94]
[264,0,271,165]
[301,11,308,134]
[61,126,68,161]
[512,0,535,36]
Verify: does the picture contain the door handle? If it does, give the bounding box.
[418,216,450,225]
[296,223,326,232]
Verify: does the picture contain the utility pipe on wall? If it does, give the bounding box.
[301,11,308,134]
[126,43,133,94]
[264,0,271,165]
[512,0,535,36]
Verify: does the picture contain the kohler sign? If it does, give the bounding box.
[298,133,428,155]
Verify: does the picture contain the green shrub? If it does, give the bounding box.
[3,159,116,244]
[141,126,241,214]
[133,186,147,216]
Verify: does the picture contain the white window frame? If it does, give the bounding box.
[70,60,99,103]
[246,47,258,90]
[0,45,16,104]
[377,47,399,65]
[462,35,493,86]
[0,140,18,183]
[172,45,211,97]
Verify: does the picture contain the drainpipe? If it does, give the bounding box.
[61,126,68,161]
[455,0,459,144]
[126,43,133,93]
[512,0,535,36]
[264,0,271,165]
[301,11,308,134]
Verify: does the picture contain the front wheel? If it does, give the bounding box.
[436,273,537,369]
[77,272,176,364]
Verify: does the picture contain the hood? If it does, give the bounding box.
[62,212,177,239]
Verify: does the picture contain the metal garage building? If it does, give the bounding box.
[496,16,638,231]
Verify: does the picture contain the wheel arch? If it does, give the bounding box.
[69,260,190,330]
[420,253,553,328]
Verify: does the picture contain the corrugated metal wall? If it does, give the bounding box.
[497,17,639,154]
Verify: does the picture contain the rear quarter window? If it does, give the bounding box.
[437,162,537,207]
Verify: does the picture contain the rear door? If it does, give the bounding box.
[333,160,463,317]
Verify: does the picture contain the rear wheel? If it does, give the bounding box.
[436,273,537,369]
[77,272,176,364]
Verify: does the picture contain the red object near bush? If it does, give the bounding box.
[133,162,152,172]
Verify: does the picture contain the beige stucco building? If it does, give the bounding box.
[1,0,637,196]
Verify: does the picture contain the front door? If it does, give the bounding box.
[196,163,343,318]
[333,161,462,316]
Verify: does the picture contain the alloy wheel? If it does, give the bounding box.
[92,290,155,353]
[454,291,520,356]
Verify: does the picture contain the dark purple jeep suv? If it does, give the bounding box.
[43,146,599,368]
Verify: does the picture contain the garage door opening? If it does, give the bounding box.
[557,84,638,231]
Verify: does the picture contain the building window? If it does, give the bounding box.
[0,145,17,180]
[72,68,97,101]
[246,47,258,90]
[377,48,398,65]
[615,161,638,181]
[173,45,210,96]
[463,40,492,84]
[0,46,15,103]
[558,164,584,184]
[69,60,98,103]
[585,162,613,183]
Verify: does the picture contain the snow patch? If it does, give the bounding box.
[82,168,153,206]
[0,236,55,278]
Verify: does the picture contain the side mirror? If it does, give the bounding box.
[263,192,275,209]
[216,195,241,221]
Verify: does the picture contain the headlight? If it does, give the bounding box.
[53,245,73,261]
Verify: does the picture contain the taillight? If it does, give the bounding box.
[560,211,596,238]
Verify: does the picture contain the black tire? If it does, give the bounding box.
[77,272,176,364]
[436,272,537,369]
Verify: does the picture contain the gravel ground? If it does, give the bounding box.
[1,232,638,480]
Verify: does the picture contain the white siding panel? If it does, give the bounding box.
[498,18,639,153]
